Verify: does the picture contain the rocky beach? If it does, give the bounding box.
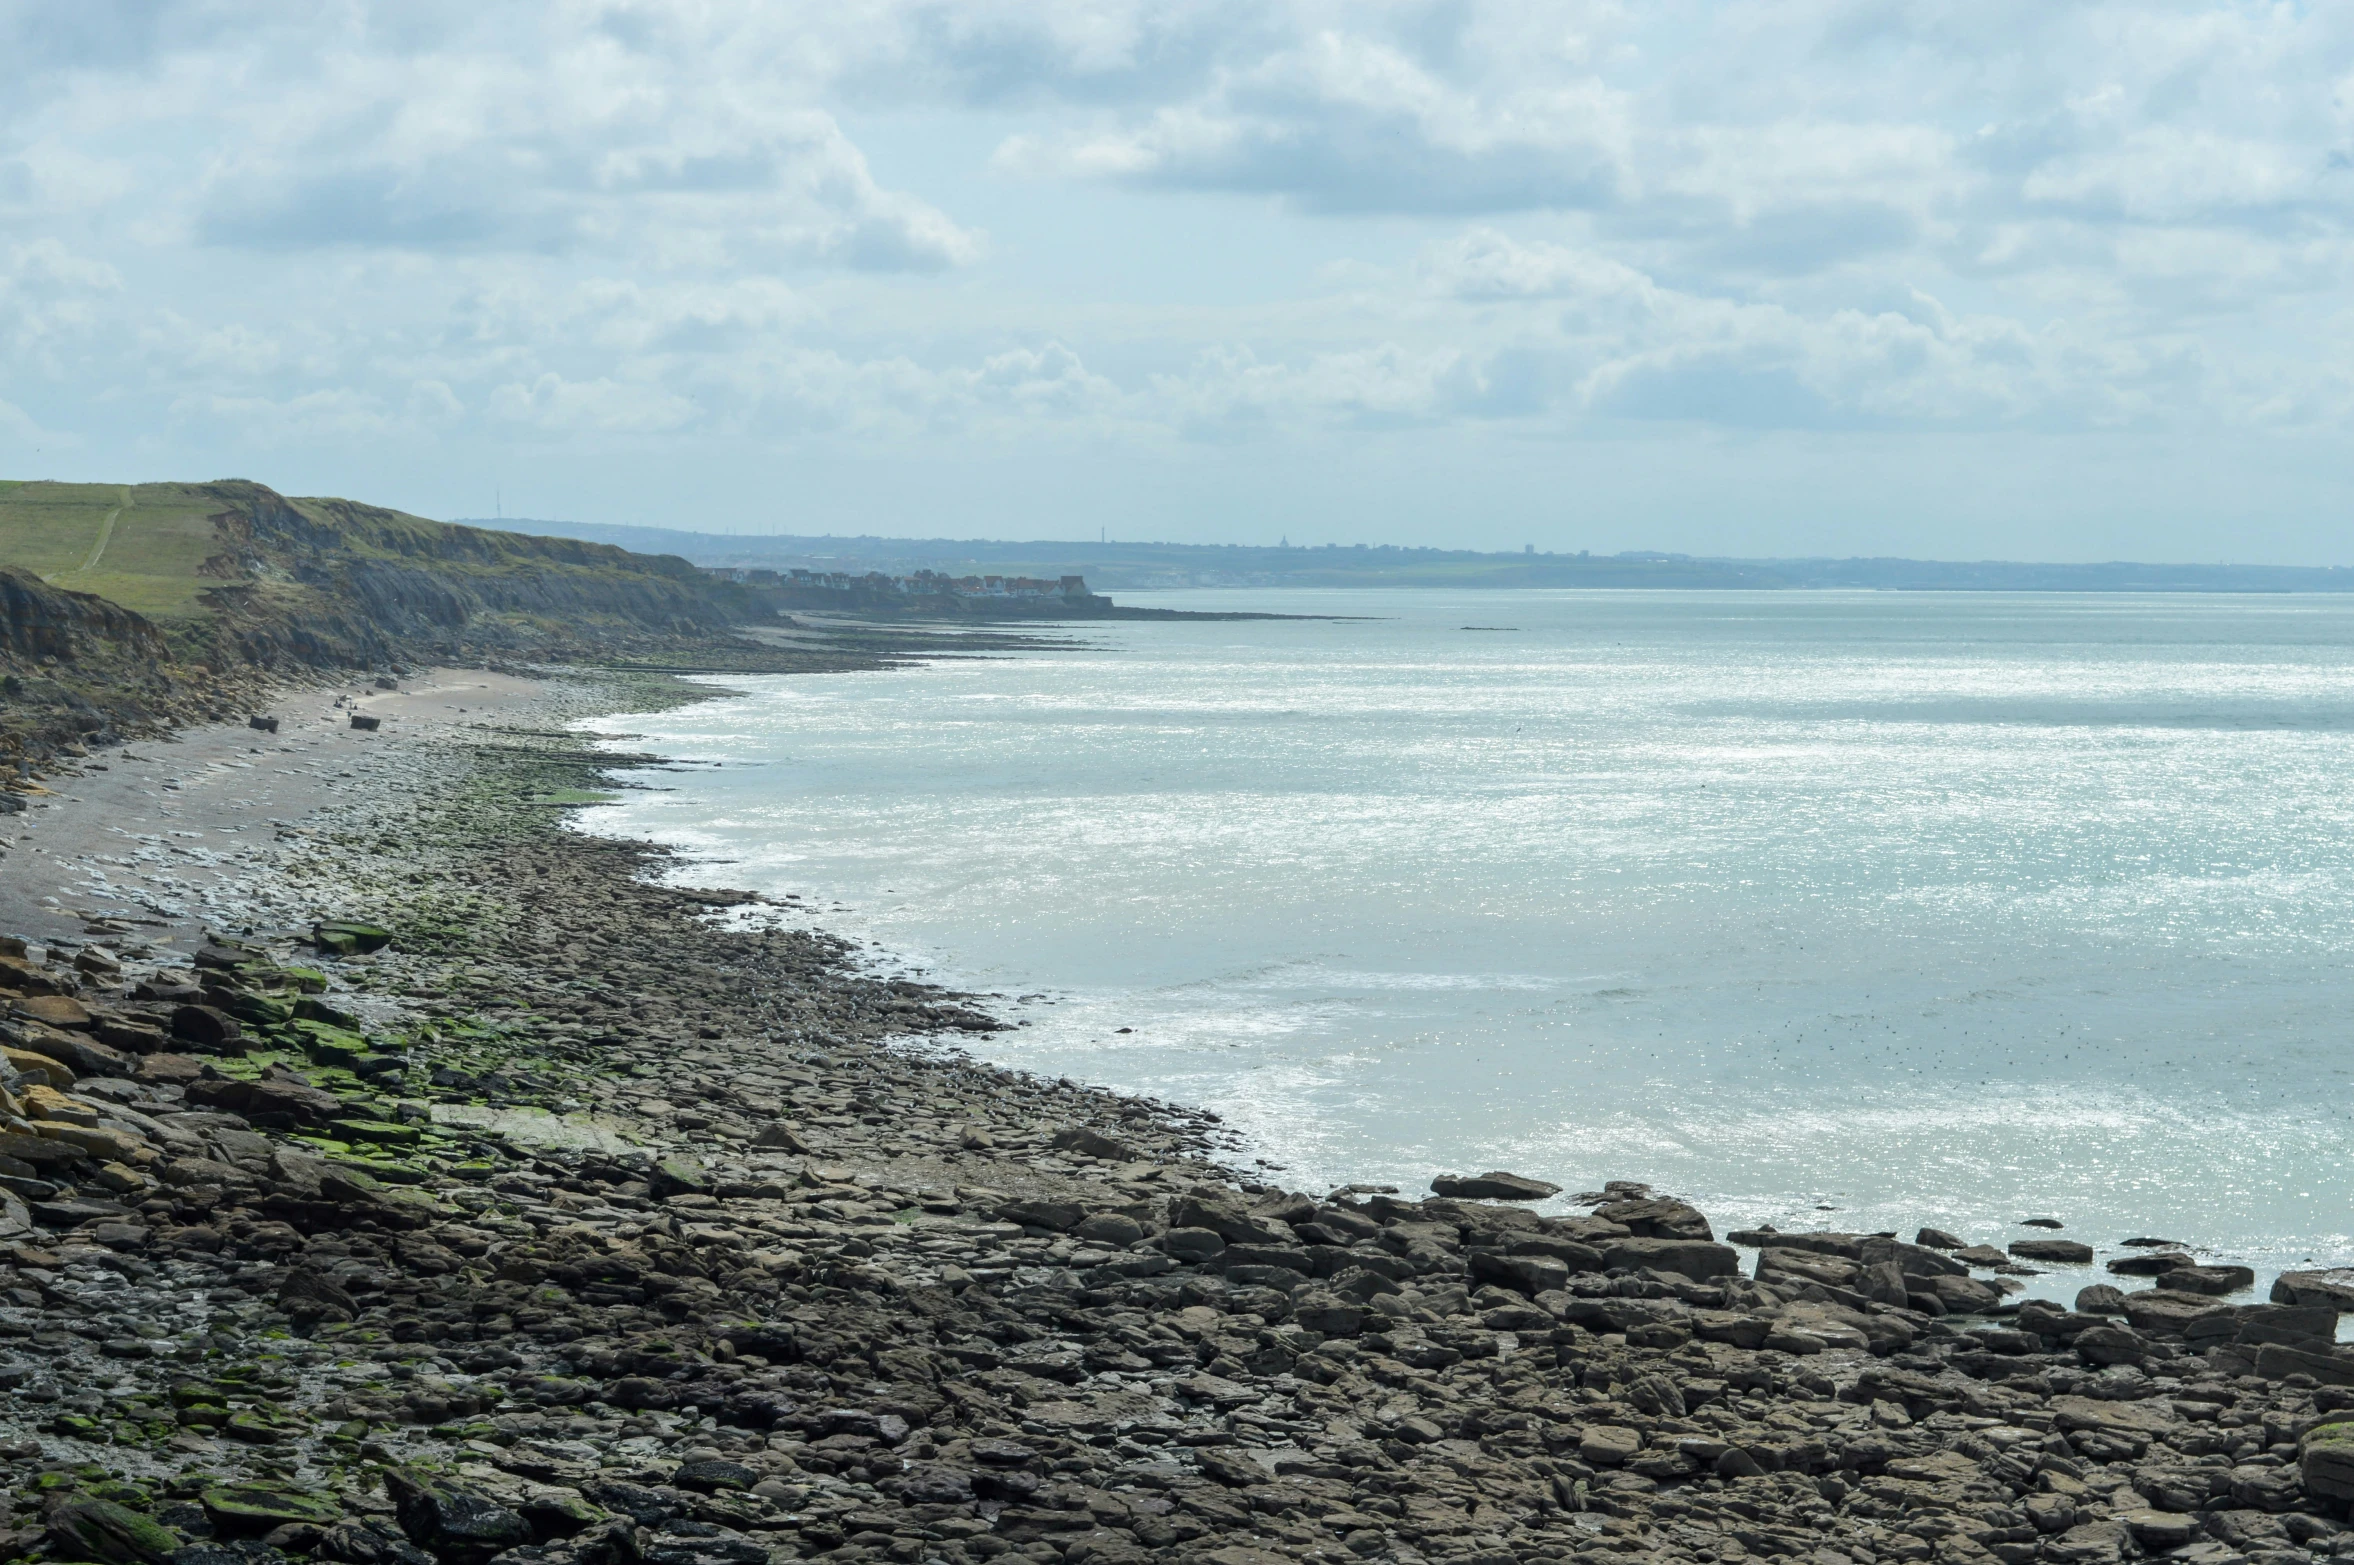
[7,660,2354,1565]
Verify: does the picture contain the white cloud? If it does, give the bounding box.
[6,2,2354,556]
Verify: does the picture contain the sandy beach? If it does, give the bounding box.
[0,669,552,949]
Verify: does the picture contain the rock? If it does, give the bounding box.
[1859,1235,1968,1278]
[2074,1326,2147,1365]
[2107,1250,2195,1276]
[1727,1229,1861,1257]
[384,1469,532,1565]
[95,1018,169,1054]
[2122,1511,2204,1550]
[2119,1288,2234,1334]
[0,955,69,995]
[2011,1238,2095,1263]
[170,1005,244,1051]
[2255,1343,2354,1386]
[1600,1236,1739,1280]
[1915,1227,1966,1249]
[46,1496,185,1565]
[1469,1249,1570,1296]
[200,1486,343,1537]
[2275,1269,2354,1311]
[136,1054,208,1086]
[1758,1246,1862,1288]
[278,1270,358,1320]
[1429,1170,1561,1201]
[2021,1217,2066,1229]
[2302,1421,2354,1503]
[312,921,393,956]
[2164,1263,2256,1296]
[748,1123,808,1153]
[1926,1273,2005,1312]
[0,1128,89,1166]
[997,1197,1087,1231]
[13,994,93,1030]
[1,1043,75,1085]
[185,1076,343,1122]
[1074,1212,1144,1245]
[1594,1195,1714,1240]
[1161,1226,1226,1261]
[2075,1283,2129,1314]
[26,1029,131,1077]
[648,1157,707,1197]
[1051,1126,1134,1160]
[1291,1289,1365,1337]
[1580,1425,1642,1465]
[316,1519,435,1565]
[1169,1194,1290,1245]
[670,1458,758,1494]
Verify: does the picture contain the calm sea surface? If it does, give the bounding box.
[577,589,2354,1305]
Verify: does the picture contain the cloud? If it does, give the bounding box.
[7,0,2354,556]
[999,21,1635,213]
[185,47,982,272]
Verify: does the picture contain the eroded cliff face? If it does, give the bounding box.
[0,567,233,773]
[0,567,169,667]
[195,481,753,663]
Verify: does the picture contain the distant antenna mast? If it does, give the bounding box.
[496,487,502,519]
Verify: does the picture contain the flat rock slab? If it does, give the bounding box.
[1430,1170,1561,1200]
[2049,1395,2177,1435]
[429,1103,635,1153]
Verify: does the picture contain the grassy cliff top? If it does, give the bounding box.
[0,479,721,626]
[0,480,235,618]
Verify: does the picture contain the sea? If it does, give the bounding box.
[574,588,2354,1309]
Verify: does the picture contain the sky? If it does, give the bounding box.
[5,1,2354,561]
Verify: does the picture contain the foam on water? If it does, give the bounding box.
[576,589,2354,1306]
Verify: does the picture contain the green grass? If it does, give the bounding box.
[0,481,231,618]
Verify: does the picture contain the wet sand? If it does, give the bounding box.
[0,668,549,950]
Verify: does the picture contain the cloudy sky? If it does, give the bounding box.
[6,1,2354,560]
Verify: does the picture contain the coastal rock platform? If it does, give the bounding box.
[2,672,2351,1565]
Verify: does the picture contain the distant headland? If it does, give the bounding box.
[454,519,2354,595]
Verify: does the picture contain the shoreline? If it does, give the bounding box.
[3,661,2354,1565]
[557,657,2350,1327]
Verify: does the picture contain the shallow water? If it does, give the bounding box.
[577,589,2354,1310]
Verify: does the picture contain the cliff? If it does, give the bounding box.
[0,478,801,775]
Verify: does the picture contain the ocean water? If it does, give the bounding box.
[576,589,2354,1306]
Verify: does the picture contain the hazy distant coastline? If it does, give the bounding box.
[456,517,2354,595]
